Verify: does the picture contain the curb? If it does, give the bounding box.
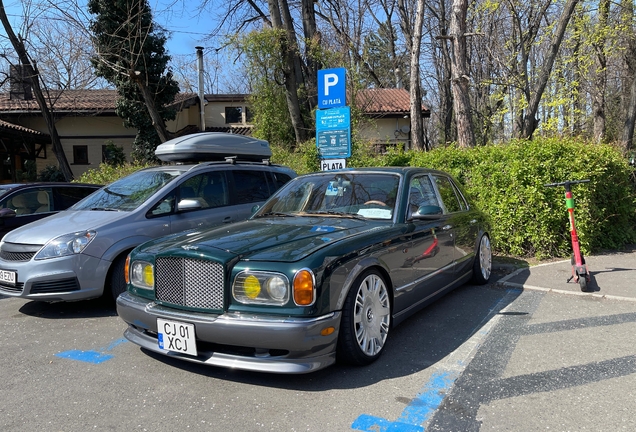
[496,264,636,303]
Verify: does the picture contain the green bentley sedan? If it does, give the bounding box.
[116,167,492,374]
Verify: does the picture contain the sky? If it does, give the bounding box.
[1,0,217,57]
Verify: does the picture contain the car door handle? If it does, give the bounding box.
[223,217,233,223]
[442,225,452,231]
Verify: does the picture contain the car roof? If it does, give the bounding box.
[0,182,101,190]
[139,160,296,175]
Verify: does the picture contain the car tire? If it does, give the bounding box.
[108,254,128,303]
[337,269,391,366]
[472,233,492,285]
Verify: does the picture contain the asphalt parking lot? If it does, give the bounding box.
[1,248,635,431]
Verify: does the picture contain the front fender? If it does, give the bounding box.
[328,255,393,311]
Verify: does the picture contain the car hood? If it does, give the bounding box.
[3,210,129,245]
[138,217,387,262]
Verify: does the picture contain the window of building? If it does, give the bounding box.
[225,106,242,124]
[245,106,254,123]
[73,145,89,165]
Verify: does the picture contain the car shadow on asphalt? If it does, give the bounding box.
[137,278,522,390]
[17,298,117,319]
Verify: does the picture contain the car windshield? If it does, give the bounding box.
[72,169,181,211]
[256,172,400,220]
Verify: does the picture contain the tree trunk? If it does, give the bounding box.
[449,0,475,148]
[593,0,610,143]
[0,1,74,181]
[521,0,580,139]
[133,74,171,143]
[267,0,308,144]
[409,0,426,150]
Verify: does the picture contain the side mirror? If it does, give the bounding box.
[410,205,443,220]
[177,199,203,211]
[0,208,16,219]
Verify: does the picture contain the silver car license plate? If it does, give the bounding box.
[0,269,16,285]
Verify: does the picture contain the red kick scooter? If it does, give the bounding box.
[545,179,591,292]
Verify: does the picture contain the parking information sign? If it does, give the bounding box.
[316,106,351,159]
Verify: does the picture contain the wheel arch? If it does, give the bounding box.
[333,257,394,314]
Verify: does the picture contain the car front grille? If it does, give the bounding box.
[0,250,36,262]
[155,257,224,310]
[0,281,23,293]
[31,278,80,294]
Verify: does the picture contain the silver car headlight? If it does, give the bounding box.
[35,230,97,260]
[130,260,154,290]
[233,271,290,305]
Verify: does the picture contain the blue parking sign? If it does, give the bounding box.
[318,68,346,109]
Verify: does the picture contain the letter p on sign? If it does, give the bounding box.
[318,68,346,109]
[324,74,338,95]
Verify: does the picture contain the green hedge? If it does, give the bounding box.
[379,138,635,258]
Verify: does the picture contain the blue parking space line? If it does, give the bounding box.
[352,289,520,431]
[351,370,459,432]
[56,350,114,364]
[56,337,128,364]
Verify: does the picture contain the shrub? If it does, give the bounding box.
[37,165,66,182]
[406,138,636,258]
[76,162,153,185]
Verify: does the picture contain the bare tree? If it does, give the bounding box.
[446,0,475,147]
[0,0,74,181]
[401,0,427,150]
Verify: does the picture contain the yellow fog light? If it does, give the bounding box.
[131,261,154,289]
[293,269,315,306]
[244,274,261,299]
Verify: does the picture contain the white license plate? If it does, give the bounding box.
[157,318,197,356]
[0,269,16,285]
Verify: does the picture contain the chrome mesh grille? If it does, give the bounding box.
[155,257,224,310]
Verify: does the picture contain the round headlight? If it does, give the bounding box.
[244,275,261,299]
[266,276,287,301]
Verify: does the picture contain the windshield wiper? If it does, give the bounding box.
[90,207,120,211]
[302,211,366,220]
[256,212,294,218]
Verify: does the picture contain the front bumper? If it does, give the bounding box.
[116,291,342,374]
[0,254,109,301]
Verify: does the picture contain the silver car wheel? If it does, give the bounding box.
[479,234,492,281]
[353,273,390,356]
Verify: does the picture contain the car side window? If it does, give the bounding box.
[148,191,175,216]
[271,172,292,191]
[177,172,229,211]
[6,189,53,216]
[432,175,465,213]
[409,176,440,209]
[231,170,270,204]
[55,187,97,209]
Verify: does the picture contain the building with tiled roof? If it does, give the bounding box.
[0,87,428,181]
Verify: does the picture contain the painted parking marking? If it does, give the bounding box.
[351,288,520,432]
[56,338,128,364]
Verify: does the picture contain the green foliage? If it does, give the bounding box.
[270,140,320,175]
[88,0,179,164]
[102,141,126,166]
[75,162,154,185]
[17,160,37,181]
[405,138,636,258]
[37,165,65,182]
